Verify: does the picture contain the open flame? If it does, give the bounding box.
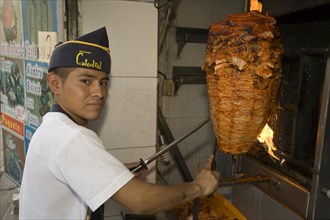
[257,123,285,164]
[250,0,263,12]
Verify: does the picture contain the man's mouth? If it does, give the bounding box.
[88,101,104,108]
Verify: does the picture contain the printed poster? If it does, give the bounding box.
[0,0,24,58]
[1,113,24,185]
[21,0,58,60]
[38,31,58,63]
[25,60,54,128]
[24,125,36,154]
[0,0,60,180]
[0,56,25,121]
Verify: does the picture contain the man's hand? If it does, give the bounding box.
[124,161,146,177]
[193,155,220,196]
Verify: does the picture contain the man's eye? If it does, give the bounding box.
[101,81,109,87]
[81,79,91,84]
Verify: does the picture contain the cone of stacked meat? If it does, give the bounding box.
[203,11,283,154]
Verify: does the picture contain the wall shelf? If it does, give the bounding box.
[176,27,208,56]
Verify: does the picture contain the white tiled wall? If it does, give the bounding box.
[81,1,157,78]
[89,77,157,149]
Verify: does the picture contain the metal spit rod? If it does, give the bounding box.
[219,175,270,187]
[130,118,210,173]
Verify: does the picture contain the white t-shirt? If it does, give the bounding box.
[19,112,134,219]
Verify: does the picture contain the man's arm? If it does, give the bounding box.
[112,155,219,215]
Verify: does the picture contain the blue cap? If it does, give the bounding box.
[48,27,111,74]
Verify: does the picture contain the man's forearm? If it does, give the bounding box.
[112,178,202,215]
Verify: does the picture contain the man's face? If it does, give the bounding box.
[56,68,109,126]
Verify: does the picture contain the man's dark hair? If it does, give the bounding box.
[51,67,76,82]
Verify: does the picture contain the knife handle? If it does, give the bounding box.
[129,158,148,173]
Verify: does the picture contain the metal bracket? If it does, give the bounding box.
[172,66,206,95]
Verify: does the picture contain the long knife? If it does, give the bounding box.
[130,118,210,173]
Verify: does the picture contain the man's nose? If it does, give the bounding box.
[91,82,104,98]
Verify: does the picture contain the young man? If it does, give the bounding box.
[19,27,220,219]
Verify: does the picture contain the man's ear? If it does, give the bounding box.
[47,72,61,94]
